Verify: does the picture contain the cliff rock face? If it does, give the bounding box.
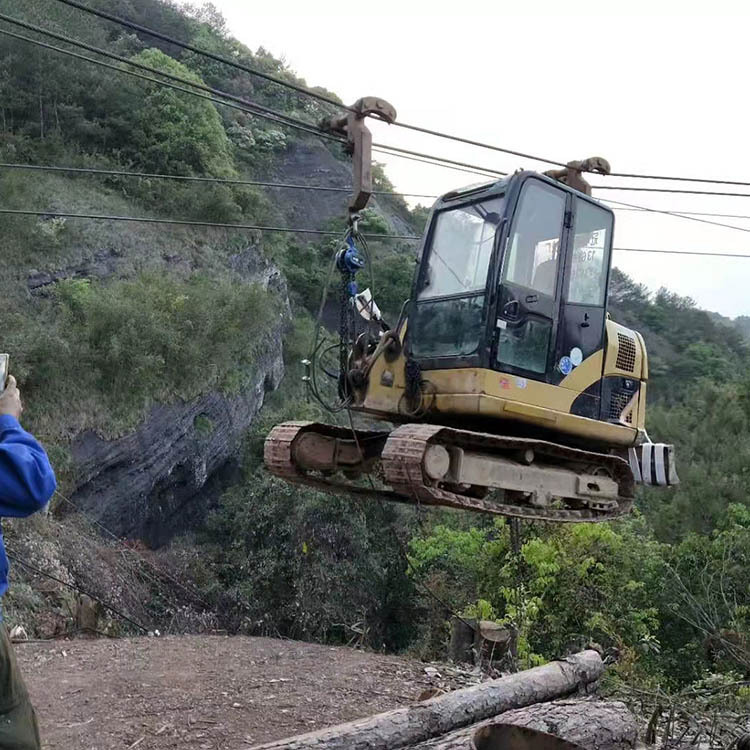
[60,139,416,547]
[68,250,290,547]
[265,139,417,237]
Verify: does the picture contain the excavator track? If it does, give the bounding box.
[264,422,634,523]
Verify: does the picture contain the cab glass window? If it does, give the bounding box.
[503,181,566,298]
[410,296,485,359]
[418,197,504,300]
[568,199,613,306]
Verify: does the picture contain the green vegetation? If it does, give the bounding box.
[127,48,235,178]
[1,0,749,705]
[199,263,750,693]
[12,273,276,441]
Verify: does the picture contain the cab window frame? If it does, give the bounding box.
[407,192,507,370]
[565,196,615,308]
[500,179,568,301]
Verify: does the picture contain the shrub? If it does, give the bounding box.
[20,272,277,437]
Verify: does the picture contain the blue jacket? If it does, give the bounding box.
[0,415,57,598]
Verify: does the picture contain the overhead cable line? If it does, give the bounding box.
[613,207,750,221]
[0,208,422,240]
[4,208,750,258]
[0,20,342,144]
[603,197,750,235]
[608,170,750,188]
[15,163,750,228]
[372,143,504,177]
[372,147,499,180]
[0,17,507,180]
[13,161,750,236]
[52,0,351,112]
[54,0,750,187]
[392,121,565,168]
[612,247,750,259]
[49,0,563,169]
[6,551,150,633]
[594,184,750,199]
[0,162,439,199]
[6,18,750,239]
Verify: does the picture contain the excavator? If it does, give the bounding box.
[265,98,678,523]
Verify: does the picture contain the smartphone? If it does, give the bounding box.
[0,354,8,395]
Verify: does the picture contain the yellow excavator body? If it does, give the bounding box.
[265,147,677,523]
[361,318,646,448]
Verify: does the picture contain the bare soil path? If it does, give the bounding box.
[17,634,458,750]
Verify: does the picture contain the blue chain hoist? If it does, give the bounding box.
[335,215,366,398]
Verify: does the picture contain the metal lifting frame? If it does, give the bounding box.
[544,157,612,195]
[322,97,397,221]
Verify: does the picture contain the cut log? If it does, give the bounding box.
[250,649,604,750]
[408,700,638,750]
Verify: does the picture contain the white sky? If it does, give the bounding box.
[209,0,750,317]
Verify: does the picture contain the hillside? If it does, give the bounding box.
[0,0,417,541]
[0,0,748,720]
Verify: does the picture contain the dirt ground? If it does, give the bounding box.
[17,634,463,750]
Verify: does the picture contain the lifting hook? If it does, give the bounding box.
[321,97,397,221]
[544,156,611,196]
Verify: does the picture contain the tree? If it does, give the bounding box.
[127,48,235,176]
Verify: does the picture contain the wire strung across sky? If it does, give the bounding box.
[50,0,750,189]
[52,0,351,112]
[0,208,422,240]
[613,207,750,221]
[3,208,750,259]
[601,197,750,235]
[12,11,750,193]
[2,8,750,257]
[0,162,439,200]
[593,185,750,199]
[0,21,344,144]
[0,16,508,180]
[9,161,750,240]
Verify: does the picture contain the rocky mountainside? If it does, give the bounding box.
[0,0,420,545]
[70,252,289,546]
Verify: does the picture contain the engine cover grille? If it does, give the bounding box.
[616,333,637,372]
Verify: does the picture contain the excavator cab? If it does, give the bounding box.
[409,171,614,422]
[265,99,677,523]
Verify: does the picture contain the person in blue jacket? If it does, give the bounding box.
[0,374,56,749]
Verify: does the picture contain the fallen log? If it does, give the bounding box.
[251,649,604,750]
[408,700,638,750]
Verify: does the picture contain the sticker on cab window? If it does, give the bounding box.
[558,356,573,375]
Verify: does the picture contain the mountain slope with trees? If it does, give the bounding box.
[0,0,747,709]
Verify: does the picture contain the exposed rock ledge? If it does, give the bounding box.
[68,250,290,547]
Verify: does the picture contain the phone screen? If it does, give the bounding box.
[0,354,8,394]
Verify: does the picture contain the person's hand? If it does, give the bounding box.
[0,375,23,420]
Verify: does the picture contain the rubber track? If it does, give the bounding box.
[264,422,634,523]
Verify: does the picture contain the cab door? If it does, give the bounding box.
[493,179,569,379]
[555,197,614,417]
